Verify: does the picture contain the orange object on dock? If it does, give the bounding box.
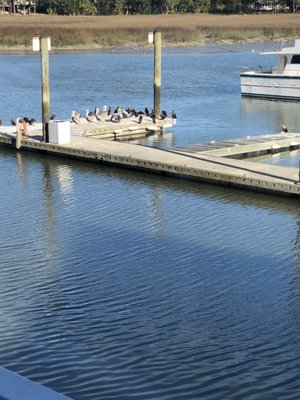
[22,119,28,138]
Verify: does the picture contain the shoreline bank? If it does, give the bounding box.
[0,14,299,54]
[0,40,284,55]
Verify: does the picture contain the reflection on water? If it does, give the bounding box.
[240,97,300,134]
[2,145,300,399]
[2,49,300,400]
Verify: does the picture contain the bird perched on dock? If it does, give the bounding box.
[71,110,81,124]
[94,107,102,121]
[126,107,137,117]
[75,110,81,119]
[281,123,288,133]
[23,117,35,125]
[122,110,129,118]
[138,115,143,124]
[145,107,150,116]
[86,110,96,123]
[50,113,56,120]
[150,113,156,124]
[171,110,177,120]
[111,114,121,123]
[114,106,122,115]
[10,118,16,126]
[160,110,167,120]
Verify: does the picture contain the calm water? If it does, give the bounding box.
[1,47,300,400]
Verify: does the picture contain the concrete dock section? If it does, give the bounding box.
[1,128,300,198]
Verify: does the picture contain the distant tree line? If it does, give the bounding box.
[36,0,299,15]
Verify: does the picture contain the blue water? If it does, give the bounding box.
[1,47,300,400]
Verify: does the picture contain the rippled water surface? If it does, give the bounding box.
[1,47,300,399]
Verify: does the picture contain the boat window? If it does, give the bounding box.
[291,55,300,64]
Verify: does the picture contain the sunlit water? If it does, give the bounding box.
[1,46,300,400]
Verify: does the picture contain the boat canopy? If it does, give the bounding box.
[261,39,300,55]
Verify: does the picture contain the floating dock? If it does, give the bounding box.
[74,116,174,140]
[8,115,174,141]
[1,127,300,199]
[172,132,300,159]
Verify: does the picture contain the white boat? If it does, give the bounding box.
[240,39,300,100]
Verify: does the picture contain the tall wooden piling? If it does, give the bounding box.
[40,35,50,142]
[15,118,21,149]
[153,28,161,119]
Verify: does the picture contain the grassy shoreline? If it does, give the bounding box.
[1,13,300,52]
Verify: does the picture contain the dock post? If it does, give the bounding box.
[153,27,161,119]
[40,34,50,142]
[15,118,21,149]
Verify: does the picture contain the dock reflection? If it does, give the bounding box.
[9,145,300,219]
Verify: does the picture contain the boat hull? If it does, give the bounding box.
[240,73,300,100]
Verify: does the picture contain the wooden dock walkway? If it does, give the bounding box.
[1,127,300,198]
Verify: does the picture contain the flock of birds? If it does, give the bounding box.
[1,108,175,137]
[71,106,177,125]
[1,113,291,138]
[9,114,56,127]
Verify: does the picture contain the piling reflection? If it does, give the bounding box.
[147,187,168,235]
[55,165,74,207]
[15,152,29,191]
[41,163,67,315]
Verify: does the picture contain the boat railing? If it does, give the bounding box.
[241,65,273,74]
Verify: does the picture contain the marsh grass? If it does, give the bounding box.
[1,14,300,49]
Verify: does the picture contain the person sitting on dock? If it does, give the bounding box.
[22,118,28,138]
